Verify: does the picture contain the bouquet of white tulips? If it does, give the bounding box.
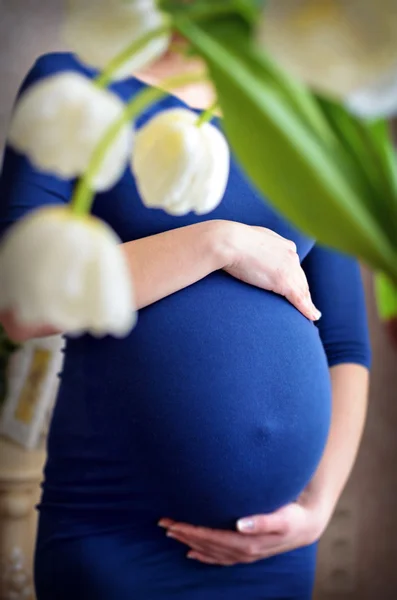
[1,0,397,339]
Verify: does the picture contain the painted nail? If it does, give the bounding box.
[237,518,255,532]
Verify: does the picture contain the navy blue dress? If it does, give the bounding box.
[0,53,371,600]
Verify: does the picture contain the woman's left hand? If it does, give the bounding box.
[159,494,331,566]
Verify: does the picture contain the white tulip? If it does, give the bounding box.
[0,206,136,337]
[346,72,397,119]
[258,0,397,117]
[9,72,133,191]
[132,108,230,215]
[63,0,170,81]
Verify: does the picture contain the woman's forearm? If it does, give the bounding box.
[0,220,231,341]
[304,363,369,517]
[1,218,319,341]
[122,220,230,310]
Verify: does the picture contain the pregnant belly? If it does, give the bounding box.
[50,272,331,529]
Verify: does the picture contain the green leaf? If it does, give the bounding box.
[216,21,337,145]
[375,273,397,320]
[160,0,262,25]
[231,0,265,24]
[366,120,397,204]
[314,97,397,244]
[176,15,397,280]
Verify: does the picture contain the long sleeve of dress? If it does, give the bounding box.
[0,54,76,240]
[302,244,372,369]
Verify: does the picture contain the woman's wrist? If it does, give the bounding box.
[205,219,240,271]
[301,479,339,524]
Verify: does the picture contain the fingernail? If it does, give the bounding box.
[313,308,322,321]
[158,520,167,528]
[237,518,255,532]
[187,553,196,560]
[166,532,176,538]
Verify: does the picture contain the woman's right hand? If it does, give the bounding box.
[220,221,321,321]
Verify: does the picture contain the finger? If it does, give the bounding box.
[283,285,316,321]
[167,529,282,564]
[295,291,321,321]
[187,552,236,566]
[171,529,289,564]
[167,525,239,549]
[275,249,321,322]
[237,509,292,536]
[294,267,321,321]
[187,552,219,565]
[274,253,312,319]
[296,264,310,295]
[295,267,313,306]
[167,531,210,554]
[284,275,321,321]
[167,530,264,564]
[164,522,291,560]
[158,518,176,529]
[287,254,308,294]
[184,538,238,559]
[167,531,239,561]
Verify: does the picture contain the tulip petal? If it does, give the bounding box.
[63,0,170,81]
[132,108,230,215]
[0,207,136,337]
[346,69,397,119]
[8,72,133,191]
[258,0,397,101]
[193,123,230,215]
[133,110,202,210]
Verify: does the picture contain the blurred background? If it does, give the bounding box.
[0,1,396,599]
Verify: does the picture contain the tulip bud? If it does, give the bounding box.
[63,0,171,81]
[9,72,133,191]
[132,108,230,215]
[258,0,397,118]
[0,207,136,337]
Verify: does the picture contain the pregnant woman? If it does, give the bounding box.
[0,48,371,600]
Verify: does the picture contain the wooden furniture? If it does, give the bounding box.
[0,435,45,600]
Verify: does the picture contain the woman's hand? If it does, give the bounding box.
[159,491,331,566]
[0,309,60,343]
[220,222,321,321]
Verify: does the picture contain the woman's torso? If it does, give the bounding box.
[40,55,331,533]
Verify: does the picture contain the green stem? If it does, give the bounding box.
[375,272,397,320]
[159,1,236,22]
[71,0,238,216]
[71,72,206,216]
[195,101,219,127]
[95,24,171,90]
[95,0,240,90]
